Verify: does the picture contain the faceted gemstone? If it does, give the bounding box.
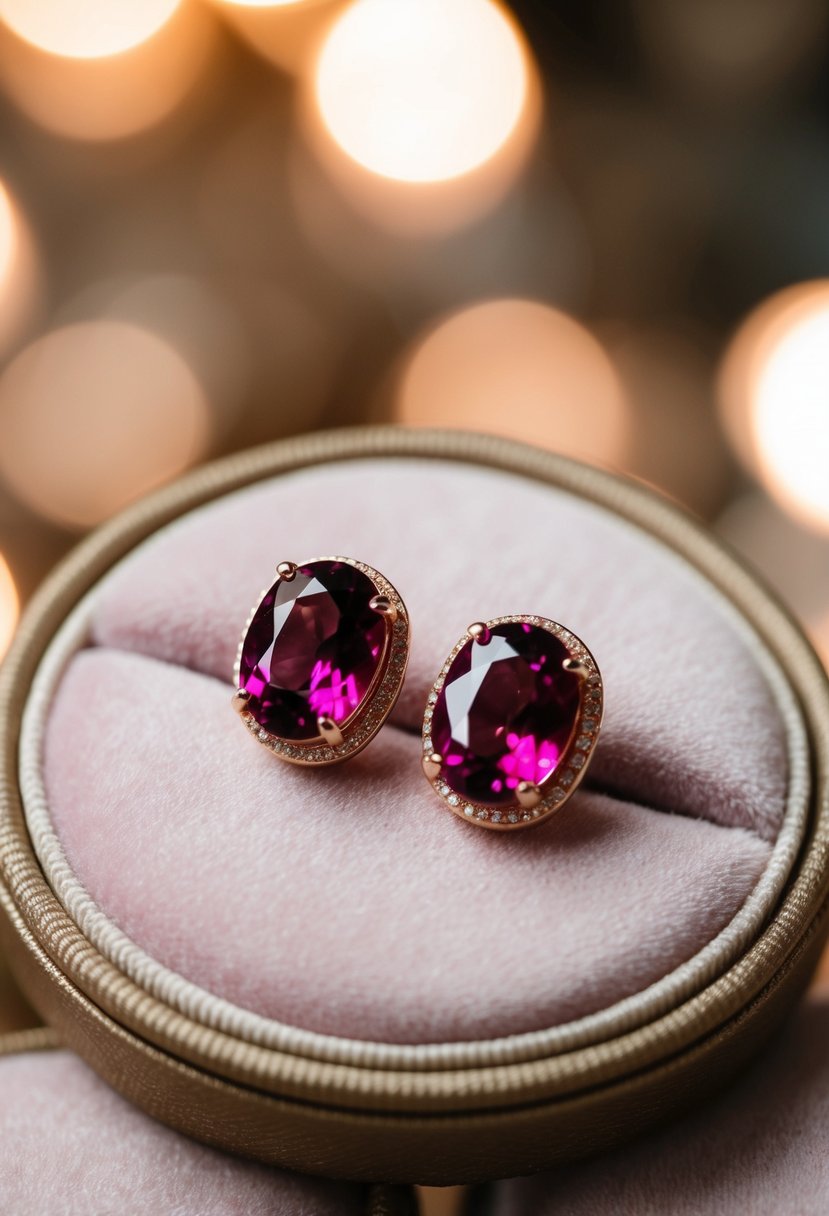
[239,560,387,740]
[431,622,581,806]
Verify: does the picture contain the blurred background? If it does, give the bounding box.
[0,0,829,661]
[0,3,828,1205]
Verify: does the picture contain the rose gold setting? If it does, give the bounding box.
[369,593,398,623]
[422,615,603,832]
[467,621,491,645]
[234,556,410,766]
[421,751,443,780]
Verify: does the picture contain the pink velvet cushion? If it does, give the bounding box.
[42,457,786,1043]
[0,1050,365,1214]
[487,994,829,1215]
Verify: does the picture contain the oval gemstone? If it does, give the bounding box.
[430,622,581,806]
[239,560,387,740]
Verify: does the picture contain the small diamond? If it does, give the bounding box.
[437,782,449,795]
[423,736,433,750]
[447,794,460,807]
[582,717,596,730]
[476,809,489,820]
[576,735,591,750]
[424,708,433,720]
[571,753,585,769]
[522,812,532,821]
[464,805,475,817]
[507,812,519,824]
[258,729,269,742]
[428,691,438,704]
[561,771,574,787]
[491,812,503,823]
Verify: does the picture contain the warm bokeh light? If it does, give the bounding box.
[315,0,528,183]
[0,1,214,142]
[0,180,42,357]
[719,280,829,533]
[0,182,16,286]
[395,299,629,467]
[0,551,19,663]
[0,0,182,58]
[299,0,539,235]
[218,0,314,7]
[0,322,211,530]
[210,0,338,76]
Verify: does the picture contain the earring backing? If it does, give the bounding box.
[234,556,409,765]
[422,615,602,830]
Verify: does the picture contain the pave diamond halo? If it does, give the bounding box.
[422,615,603,831]
[234,556,410,765]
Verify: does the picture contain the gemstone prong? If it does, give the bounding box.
[516,780,542,809]
[317,716,344,746]
[276,561,298,581]
[369,593,397,623]
[562,657,589,678]
[422,751,443,779]
[232,688,251,713]
[467,622,491,645]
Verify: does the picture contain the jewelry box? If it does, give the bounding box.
[1,427,827,1185]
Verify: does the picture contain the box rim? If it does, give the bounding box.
[1,426,828,1119]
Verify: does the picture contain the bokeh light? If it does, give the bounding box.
[315,0,528,183]
[718,280,829,533]
[395,298,628,467]
[0,1,214,142]
[218,0,315,7]
[0,551,18,663]
[0,322,211,530]
[300,0,539,235]
[0,181,16,284]
[0,0,182,58]
[0,180,42,357]
[210,0,338,76]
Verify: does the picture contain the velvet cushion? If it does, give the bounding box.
[39,457,786,1043]
[0,1050,365,1215]
[486,994,829,1215]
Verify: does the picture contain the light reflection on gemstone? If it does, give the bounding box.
[430,620,582,807]
[239,559,386,740]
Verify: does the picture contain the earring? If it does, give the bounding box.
[233,557,409,765]
[421,616,602,830]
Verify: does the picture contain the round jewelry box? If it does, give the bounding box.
[0,427,827,1186]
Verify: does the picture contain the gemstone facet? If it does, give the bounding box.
[238,559,388,741]
[430,621,583,807]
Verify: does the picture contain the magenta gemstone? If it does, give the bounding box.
[431,622,581,806]
[239,560,386,740]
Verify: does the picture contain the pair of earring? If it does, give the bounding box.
[233,557,603,832]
